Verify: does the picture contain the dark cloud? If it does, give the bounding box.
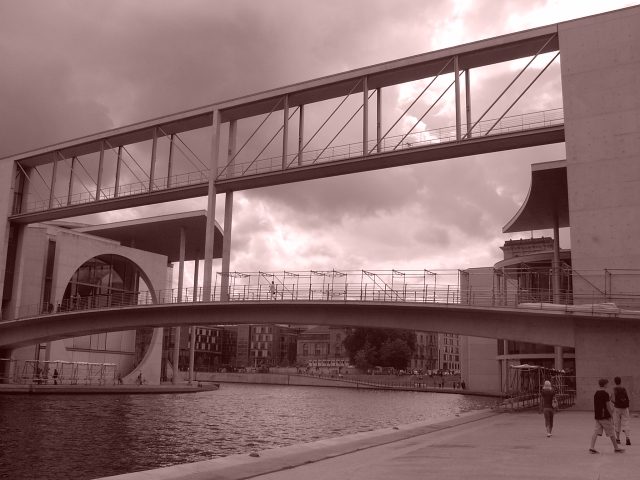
[1,0,633,285]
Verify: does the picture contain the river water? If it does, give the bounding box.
[0,384,496,479]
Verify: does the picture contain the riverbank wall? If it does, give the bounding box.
[0,383,219,395]
[200,372,501,397]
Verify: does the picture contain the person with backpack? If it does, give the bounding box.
[612,376,631,446]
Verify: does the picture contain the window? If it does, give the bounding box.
[303,344,309,355]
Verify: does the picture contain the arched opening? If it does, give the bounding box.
[60,254,156,374]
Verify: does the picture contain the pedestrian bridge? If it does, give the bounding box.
[2,268,640,349]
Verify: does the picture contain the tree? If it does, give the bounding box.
[280,358,290,367]
[353,341,378,371]
[343,328,416,365]
[379,339,413,370]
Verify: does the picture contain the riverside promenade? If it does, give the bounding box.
[103,409,640,480]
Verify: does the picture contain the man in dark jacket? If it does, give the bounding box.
[590,378,625,454]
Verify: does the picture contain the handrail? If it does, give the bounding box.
[3,267,640,323]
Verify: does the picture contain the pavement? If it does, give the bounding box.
[102,409,640,480]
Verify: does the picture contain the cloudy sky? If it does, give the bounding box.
[1,0,637,289]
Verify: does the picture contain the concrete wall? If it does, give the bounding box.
[0,160,16,311]
[560,8,640,295]
[460,336,501,394]
[560,8,640,408]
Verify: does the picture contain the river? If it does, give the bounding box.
[0,384,496,479]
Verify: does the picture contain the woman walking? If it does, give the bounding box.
[540,380,557,437]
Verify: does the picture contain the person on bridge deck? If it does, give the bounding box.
[590,378,625,454]
[612,376,631,446]
[269,281,276,299]
[540,380,557,437]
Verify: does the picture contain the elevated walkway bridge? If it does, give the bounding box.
[2,268,639,350]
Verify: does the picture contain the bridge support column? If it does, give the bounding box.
[203,110,221,301]
[189,255,199,385]
[552,214,561,304]
[220,117,236,302]
[220,192,233,301]
[0,160,17,315]
[554,346,563,371]
[574,320,640,411]
[173,226,186,385]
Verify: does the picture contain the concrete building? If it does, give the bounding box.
[1,6,640,408]
[236,324,299,368]
[409,331,438,372]
[438,333,461,373]
[1,211,223,385]
[460,237,578,394]
[297,326,350,372]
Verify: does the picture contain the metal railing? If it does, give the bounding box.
[3,266,640,323]
[218,108,564,178]
[17,108,563,215]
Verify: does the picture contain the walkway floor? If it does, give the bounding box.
[103,409,640,480]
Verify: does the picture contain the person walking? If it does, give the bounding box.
[590,378,625,454]
[269,281,277,300]
[540,380,557,437]
[612,376,631,446]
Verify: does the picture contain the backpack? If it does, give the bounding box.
[614,386,630,408]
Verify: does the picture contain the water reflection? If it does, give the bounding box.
[0,384,496,479]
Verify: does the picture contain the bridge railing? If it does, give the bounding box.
[218,108,564,179]
[4,276,640,324]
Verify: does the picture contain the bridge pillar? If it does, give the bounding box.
[554,346,563,371]
[0,160,18,315]
[188,256,199,385]
[173,226,186,385]
[552,214,560,304]
[220,192,233,301]
[574,320,640,411]
[203,110,221,301]
[220,117,236,302]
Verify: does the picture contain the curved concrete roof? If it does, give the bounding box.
[503,160,569,233]
[74,210,222,262]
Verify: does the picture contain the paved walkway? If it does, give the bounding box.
[104,409,640,480]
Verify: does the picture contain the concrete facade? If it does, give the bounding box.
[559,7,640,408]
[5,223,169,385]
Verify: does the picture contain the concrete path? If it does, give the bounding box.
[103,409,640,479]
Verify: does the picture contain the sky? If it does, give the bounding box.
[1,0,638,290]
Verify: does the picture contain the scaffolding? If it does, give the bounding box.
[16,360,116,385]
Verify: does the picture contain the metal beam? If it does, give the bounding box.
[167,135,175,188]
[363,76,368,156]
[149,127,157,193]
[96,141,104,201]
[282,95,289,169]
[298,105,304,166]
[454,56,461,141]
[49,152,58,209]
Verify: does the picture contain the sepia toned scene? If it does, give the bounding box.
[1,1,640,478]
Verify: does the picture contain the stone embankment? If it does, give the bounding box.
[0,383,219,394]
[198,372,500,397]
